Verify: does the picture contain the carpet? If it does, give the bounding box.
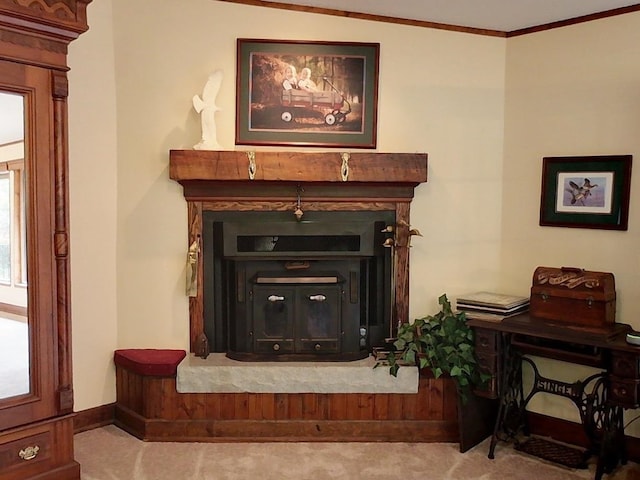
[73,425,640,479]
[0,317,29,398]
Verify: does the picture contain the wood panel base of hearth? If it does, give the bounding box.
[114,365,459,443]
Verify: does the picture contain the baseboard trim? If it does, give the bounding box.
[30,462,80,480]
[74,403,115,433]
[113,404,459,443]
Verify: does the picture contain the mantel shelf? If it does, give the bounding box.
[169,150,427,185]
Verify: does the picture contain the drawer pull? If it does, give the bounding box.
[615,386,628,397]
[309,294,326,302]
[19,445,40,461]
[268,295,285,302]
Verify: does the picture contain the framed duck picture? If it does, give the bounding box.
[539,155,632,230]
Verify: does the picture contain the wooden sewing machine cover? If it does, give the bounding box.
[529,266,616,328]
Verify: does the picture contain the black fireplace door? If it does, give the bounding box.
[252,283,342,355]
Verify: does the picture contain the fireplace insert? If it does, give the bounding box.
[202,210,395,361]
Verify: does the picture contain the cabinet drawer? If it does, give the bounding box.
[475,329,499,351]
[298,339,339,354]
[474,376,499,400]
[254,339,294,354]
[611,351,640,378]
[610,375,640,409]
[475,351,498,374]
[0,430,51,472]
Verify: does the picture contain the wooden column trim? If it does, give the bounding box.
[188,201,204,351]
[52,69,74,413]
[394,202,411,326]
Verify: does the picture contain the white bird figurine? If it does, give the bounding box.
[193,70,223,150]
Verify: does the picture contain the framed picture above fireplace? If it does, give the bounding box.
[235,38,380,149]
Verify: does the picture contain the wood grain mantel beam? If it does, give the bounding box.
[169,150,427,184]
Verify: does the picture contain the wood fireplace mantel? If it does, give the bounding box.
[168,150,428,353]
[170,150,426,183]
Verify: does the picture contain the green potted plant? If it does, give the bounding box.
[381,293,488,404]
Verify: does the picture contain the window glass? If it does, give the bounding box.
[0,173,11,283]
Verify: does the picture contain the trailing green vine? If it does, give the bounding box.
[380,293,489,403]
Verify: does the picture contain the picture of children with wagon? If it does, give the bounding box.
[236,39,379,148]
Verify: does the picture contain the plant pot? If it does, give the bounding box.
[458,390,499,453]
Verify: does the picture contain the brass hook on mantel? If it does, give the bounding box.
[186,234,201,297]
[247,151,256,180]
[341,152,350,181]
[294,184,304,221]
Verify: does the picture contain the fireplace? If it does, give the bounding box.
[169,150,428,361]
[203,210,395,361]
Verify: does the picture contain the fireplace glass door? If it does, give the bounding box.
[252,279,342,356]
[204,210,395,361]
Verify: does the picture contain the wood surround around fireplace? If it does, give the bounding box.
[169,150,428,358]
[115,150,469,444]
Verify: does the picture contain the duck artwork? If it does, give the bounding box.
[567,178,598,205]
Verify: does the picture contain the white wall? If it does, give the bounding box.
[68,0,119,411]
[502,13,640,434]
[65,0,640,433]
[106,2,505,363]
[65,0,505,411]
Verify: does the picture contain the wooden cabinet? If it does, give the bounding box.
[610,351,640,408]
[0,416,76,480]
[0,3,91,479]
[472,327,501,399]
[467,314,640,477]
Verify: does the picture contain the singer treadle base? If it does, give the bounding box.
[515,436,589,469]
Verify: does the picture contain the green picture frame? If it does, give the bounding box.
[539,155,632,230]
[235,38,379,149]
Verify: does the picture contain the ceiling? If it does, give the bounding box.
[262,0,640,31]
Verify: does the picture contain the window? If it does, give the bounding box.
[0,160,25,286]
[0,172,9,282]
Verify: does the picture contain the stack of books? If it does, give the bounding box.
[456,291,529,322]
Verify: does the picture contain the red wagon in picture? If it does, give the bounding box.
[280,77,351,126]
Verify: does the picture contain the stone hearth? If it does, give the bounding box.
[176,353,418,394]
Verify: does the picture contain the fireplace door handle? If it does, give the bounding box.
[268,295,285,302]
[308,294,326,302]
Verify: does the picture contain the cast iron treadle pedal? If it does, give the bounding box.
[515,436,590,469]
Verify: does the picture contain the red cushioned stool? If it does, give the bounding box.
[114,349,186,377]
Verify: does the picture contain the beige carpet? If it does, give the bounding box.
[0,317,29,398]
[73,425,640,479]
